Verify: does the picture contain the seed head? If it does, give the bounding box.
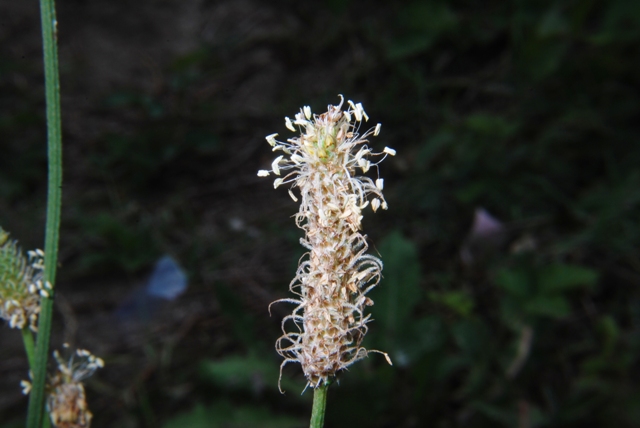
[260,96,394,390]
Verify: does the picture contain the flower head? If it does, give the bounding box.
[20,346,104,428]
[260,96,394,390]
[46,346,104,428]
[0,227,46,331]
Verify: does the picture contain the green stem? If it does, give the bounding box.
[21,328,36,370]
[23,329,51,428]
[310,384,329,428]
[26,0,62,426]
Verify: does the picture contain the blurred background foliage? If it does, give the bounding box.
[0,0,639,426]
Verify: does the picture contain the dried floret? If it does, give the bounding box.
[46,346,103,428]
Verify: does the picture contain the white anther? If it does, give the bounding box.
[257,170,270,177]
[274,178,284,189]
[383,353,393,366]
[355,149,371,163]
[39,289,49,298]
[376,178,384,190]
[272,155,284,175]
[383,147,396,156]
[303,106,312,120]
[20,380,31,395]
[353,106,363,122]
[374,123,381,136]
[343,111,351,122]
[294,113,307,125]
[356,103,369,121]
[357,159,370,172]
[265,133,278,146]
[372,198,381,212]
[288,190,298,202]
[285,117,295,132]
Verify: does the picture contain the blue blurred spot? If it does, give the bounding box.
[115,255,187,323]
[146,255,187,300]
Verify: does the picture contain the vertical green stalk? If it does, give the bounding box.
[21,328,36,370]
[310,384,328,428]
[26,0,62,426]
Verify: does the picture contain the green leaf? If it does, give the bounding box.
[517,35,569,80]
[524,295,571,318]
[163,401,303,428]
[465,114,518,139]
[393,316,447,366]
[416,131,455,170]
[386,2,458,59]
[537,7,568,38]
[199,354,306,397]
[455,181,491,204]
[597,315,619,355]
[428,290,475,317]
[451,318,490,358]
[472,401,516,425]
[495,268,532,299]
[215,284,255,347]
[199,354,272,392]
[538,263,598,293]
[373,230,421,344]
[434,354,468,381]
[500,296,526,326]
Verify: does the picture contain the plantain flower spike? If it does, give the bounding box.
[0,226,48,331]
[20,345,104,428]
[259,96,395,390]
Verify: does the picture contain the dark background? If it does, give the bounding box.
[1,0,639,427]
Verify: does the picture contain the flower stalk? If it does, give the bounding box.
[260,96,394,425]
[22,328,36,370]
[310,383,328,428]
[27,0,63,425]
